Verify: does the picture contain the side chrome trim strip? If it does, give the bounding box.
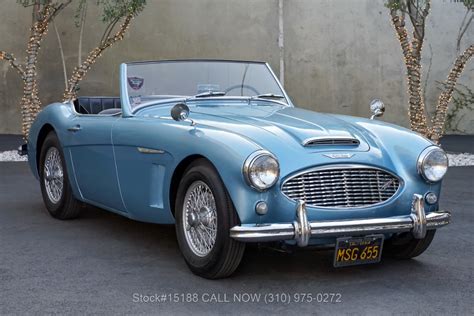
[137,147,165,154]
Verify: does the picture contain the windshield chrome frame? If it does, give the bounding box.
[120,59,293,116]
[132,96,291,114]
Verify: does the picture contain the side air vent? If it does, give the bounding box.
[303,137,360,147]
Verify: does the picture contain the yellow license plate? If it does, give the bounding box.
[333,235,384,267]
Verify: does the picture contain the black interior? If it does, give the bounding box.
[73,97,122,115]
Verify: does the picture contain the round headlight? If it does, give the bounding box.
[243,151,280,191]
[417,146,448,182]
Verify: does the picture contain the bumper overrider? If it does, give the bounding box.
[230,194,451,247]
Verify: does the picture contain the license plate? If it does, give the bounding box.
[333,235,384,267]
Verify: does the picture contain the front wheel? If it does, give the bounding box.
[175,159,245,279]
[39,131,82,220]
[383,230,436,259]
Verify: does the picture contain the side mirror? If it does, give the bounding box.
[171,103,195,126]
[171,103,190,121]
[369,99,385,120]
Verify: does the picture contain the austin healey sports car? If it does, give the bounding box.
[24,60,451,279]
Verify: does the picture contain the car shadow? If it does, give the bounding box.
[75,203,431,282]
[78,204,179,248]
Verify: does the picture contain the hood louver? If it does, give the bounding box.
[302,137,360,147]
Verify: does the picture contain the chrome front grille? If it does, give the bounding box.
[281,166,400,208]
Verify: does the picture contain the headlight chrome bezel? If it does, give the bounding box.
[243,150,280,191]
[417,146,448,183]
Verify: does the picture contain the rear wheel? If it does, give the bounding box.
[175,159,245,279]
[39,132,82,219]
[384,230,436,259]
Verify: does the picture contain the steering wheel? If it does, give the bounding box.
[224,84,260,96]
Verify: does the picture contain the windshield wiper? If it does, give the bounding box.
[253,93,285,99]
[194,91,227,98]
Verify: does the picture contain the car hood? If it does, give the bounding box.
[189,104,371,152]
[140,101,432,178]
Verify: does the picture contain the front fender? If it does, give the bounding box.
[177,129,272,224]
[112,117,272,224]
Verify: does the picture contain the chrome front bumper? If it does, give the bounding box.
[230,194,451,247]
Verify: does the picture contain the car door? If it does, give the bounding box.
[66,115,126,213]
[111,116,175,223]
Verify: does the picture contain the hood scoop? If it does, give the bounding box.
[302,136,360,147]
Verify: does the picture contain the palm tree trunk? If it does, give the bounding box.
[430,44,474,142]
[20,6,54,139]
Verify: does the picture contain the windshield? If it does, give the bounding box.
[124,60,287,110]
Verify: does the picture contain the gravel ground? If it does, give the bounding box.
[447,153,474,167]
[0,150,27,162]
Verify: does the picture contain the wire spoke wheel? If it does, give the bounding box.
[182,181,218,257]
[43,147,64,204]
[39,132,81,220]
[175,159,245,278]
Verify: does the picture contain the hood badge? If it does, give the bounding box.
[323,153,355,159]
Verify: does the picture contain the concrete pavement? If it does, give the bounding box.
[0,162,472,315]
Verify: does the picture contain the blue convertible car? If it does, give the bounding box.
[26,60,451,278]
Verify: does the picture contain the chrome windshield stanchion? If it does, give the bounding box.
[293,200,311,247]
[411,194,427,239]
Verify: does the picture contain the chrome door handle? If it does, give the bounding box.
[68,125,82,132]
